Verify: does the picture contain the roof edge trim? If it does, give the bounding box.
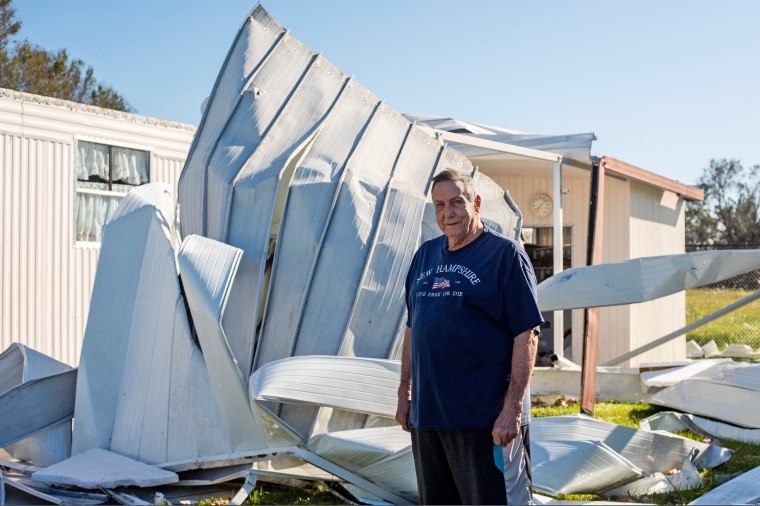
[600,156,704,201]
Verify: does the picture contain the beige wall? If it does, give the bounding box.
[0,90,194,365]
[485,166,688,367]
[626,182,686,366]
[594,175,632,365]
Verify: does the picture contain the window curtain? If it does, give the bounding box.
[76,142,109,181]
[75,192,122,243]
[76,141,149,185]
[112,147,149,185]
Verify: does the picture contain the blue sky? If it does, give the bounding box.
[13,1,760,185]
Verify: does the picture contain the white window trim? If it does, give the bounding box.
[73,136,153,247]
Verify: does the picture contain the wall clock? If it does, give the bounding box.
[529,193,553,218]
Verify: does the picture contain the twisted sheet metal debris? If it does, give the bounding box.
[689,464,760,505]
[0,344,74,466]
[650,362,760,429]
[32,448,178,489]
[641,411,760,446]
[537,249,760,311]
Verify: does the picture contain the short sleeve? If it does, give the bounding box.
[504,244,544,338]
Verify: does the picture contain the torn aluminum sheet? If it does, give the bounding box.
[0,455,40,475]
[3,470,108,505]
[603,459,702,498]
[71,184,292,470]
[0,344,74,467]
[307,427,416,500]
[532,414,731,474]
[686,340,704,358]
[177,234,299,453]
[250,454,337,482]
[178,4,286,239]
[690,464,760,505]
[641,411,760,446]
[701,340,720,356]
[105,490,152,505]
[649,362,760,429]
[0,370,76,454]
[32,448,178,489]
[640,358,732,388]
[531,440,643,495]
[405,115,595,169]
[175,464,252,486]
[537,249,760,311]
[307,426,409,472]
[213,44,349,381]
[177,4,522,443]
[720,343,756,357]
[250,355,399,419]
[229,470,258,506]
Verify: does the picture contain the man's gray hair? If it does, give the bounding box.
[431,169,476,202]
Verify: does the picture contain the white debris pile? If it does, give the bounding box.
[530,414,730,498]
[649,361,760,430]
[687,339,760,358]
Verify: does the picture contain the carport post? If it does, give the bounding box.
[552,160,564,357]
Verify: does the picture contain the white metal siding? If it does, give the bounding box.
[596,175,631,365]
[627,182,686,366]
[0,90,194,366]
[1,133,87,364]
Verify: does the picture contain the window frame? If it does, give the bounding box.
[73,136,153,247]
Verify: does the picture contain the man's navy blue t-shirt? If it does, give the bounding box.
[405,228,543,430]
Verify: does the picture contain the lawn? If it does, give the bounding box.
[211,401,760,505]
[686,288,760,350]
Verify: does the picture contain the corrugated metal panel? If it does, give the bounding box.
[151,156,185,196]
[1,133,83,365]
[178,5,285,238]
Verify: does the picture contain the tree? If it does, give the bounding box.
[687,159,760,245]
[0,0,132,111]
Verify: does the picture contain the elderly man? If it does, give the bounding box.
[396,169,542,505]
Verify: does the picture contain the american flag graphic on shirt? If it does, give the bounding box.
[431,276,450,290]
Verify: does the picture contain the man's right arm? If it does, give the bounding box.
[395,325,412,431]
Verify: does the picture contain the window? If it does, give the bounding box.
[74,140,150,243]
[521,226,571,283]
[522,226,573,357]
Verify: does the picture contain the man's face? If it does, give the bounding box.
[432,180,481,244]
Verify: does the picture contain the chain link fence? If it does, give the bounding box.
[686,243,760,354]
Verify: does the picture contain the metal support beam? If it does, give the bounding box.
[602,289,760,366]
[552,161,564,357]
[581,161,605,416]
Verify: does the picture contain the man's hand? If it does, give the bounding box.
[396,393,411,431]
[492,408,520,446]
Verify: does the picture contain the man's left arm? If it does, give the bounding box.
[492,328,538,446]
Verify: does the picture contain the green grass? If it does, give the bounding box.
[686,288,760,349]
[197,482,342,505]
